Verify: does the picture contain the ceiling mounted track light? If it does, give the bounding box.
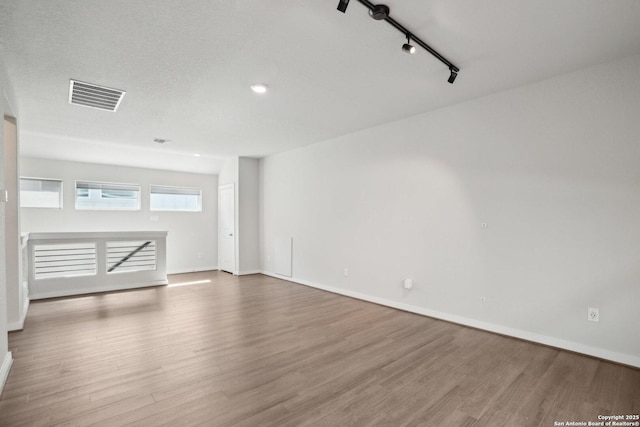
[336,0,460,84]
[337,0,350,13]
[448,68,458,84]
[402,35,416,54]
[368,4,389,20]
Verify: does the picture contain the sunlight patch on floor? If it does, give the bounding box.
[167,279,212,287]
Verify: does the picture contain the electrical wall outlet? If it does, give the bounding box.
[403,279,413,290]
[588,307,599,322]
[343,268,349,277]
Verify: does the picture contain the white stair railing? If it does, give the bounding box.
[26,231,168,299]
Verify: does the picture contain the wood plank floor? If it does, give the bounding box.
[1,271,638,426]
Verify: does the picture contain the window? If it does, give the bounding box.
[20,177,63,208]
[75,181,141,210]
[150,185,202,212]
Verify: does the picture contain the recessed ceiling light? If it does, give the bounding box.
[250,84,268,94]
[193,153,201,157]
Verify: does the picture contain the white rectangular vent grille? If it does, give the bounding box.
[107,240,157,274]
[34,243,97,280]
[69,80,126,112]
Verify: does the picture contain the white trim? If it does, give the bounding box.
[22,296,30,319]
[7,282,30,331]
[238,270,261,276]
[25,231,168,241]
[261,271,640,369]
[29,279,168,300]
[21,285,30,320]
[167,266,219,275]
[0,352,13,395]
[7,320,24,331]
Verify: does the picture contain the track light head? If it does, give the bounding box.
[337,0,350,13]
[402,35,415,54]
[448,68,458,84]
[402,43,416,54]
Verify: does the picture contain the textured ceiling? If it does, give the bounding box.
[1,0,640,174]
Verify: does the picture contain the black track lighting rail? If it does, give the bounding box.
[338,0,460,82]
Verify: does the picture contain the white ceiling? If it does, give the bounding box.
[1,0,640,175]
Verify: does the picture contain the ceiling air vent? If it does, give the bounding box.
[68,80,126,112]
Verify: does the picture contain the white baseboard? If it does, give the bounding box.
[8,318,24,332]
[0,352,13,396]
[167,266,219,275]
[30,279,168,300]
[238,270,261,276]
[7,294,30,331]
[261,271,640,369]
[22,293,30,321]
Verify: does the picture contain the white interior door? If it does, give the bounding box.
[218,184,236,274]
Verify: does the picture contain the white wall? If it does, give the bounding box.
[3,116,24,331]
[218,157,238,187]
[218,156,260,275]
[21,158,218,274]
[260,54,640,367]
[0,52,19,392]
[238,157,260,274]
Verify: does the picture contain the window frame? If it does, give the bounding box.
[19,177,64,209]
[75,180,142,211]
[149,185,203,212]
